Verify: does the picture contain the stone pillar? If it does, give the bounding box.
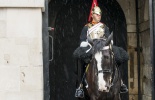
[149,0,155,100]
[0,0,44,100]
[117,0,139,99]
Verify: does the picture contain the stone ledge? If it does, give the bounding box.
[142,95,152,100]
[139,20,150,32]
[0,0,45,11]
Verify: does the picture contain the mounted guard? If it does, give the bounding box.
[73,0,129,98]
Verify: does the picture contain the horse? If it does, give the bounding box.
[85,34,121,100]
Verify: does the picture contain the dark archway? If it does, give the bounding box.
[48,0,128,100]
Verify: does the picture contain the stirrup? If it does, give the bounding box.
[75,84,84,98]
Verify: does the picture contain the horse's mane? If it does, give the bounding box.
[93,39,106,54]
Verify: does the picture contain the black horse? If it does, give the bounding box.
[73,33,128,100]
[85,34,121,100]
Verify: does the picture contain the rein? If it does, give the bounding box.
[111,56,120,86]
[108,53,120,89]
[81,39,120,90]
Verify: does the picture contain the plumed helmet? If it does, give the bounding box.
[92,6,102,15]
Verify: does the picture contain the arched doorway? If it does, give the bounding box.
[48,0,128,99]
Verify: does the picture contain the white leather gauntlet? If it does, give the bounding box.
[80,41,89,47]
[111,40,113,45]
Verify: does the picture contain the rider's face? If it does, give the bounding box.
[92,13,101,22]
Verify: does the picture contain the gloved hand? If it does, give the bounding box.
[80,41,89,47]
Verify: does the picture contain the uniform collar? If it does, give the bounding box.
[91,21,99,25]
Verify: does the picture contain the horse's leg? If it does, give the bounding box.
[118,94,121,100]
[113,93,121,100]
[90,94,96,100]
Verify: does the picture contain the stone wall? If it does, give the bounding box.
[117,0,151,100]
[0,0,44,100]
[117,0,138,99]
[0,0,152,100]
[0,0,44,8]
[139,0,152,100]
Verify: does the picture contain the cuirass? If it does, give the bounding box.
[88,25,105,40]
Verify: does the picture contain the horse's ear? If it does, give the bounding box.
[105,32,113,46]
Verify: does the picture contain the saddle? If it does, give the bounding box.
[73,45,129,64]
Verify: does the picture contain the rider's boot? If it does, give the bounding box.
[120,80,128,93]
[75,79,88,98]
[75,84,84,98]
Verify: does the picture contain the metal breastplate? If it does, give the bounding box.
[88,24,105,40]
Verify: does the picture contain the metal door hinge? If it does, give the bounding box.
[48,27,54,31]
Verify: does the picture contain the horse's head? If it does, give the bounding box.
[92,33,114,92]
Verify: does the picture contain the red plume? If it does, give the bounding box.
[88,0,98,22]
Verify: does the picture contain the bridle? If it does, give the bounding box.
[96,44,120,90]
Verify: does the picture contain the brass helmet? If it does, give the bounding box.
[92,6,102,15]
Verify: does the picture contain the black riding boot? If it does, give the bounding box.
[120,84,128,93]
